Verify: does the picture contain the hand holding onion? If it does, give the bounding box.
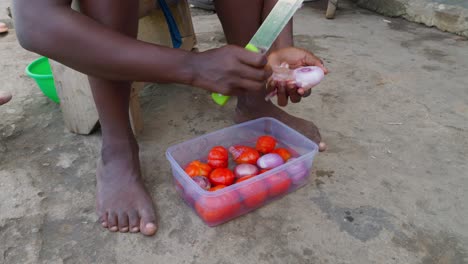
[266,47,328,106]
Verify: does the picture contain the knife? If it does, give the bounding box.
[211,0,305,106]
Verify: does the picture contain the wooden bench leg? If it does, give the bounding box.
[49,60,99,135]
[326,0,338,19]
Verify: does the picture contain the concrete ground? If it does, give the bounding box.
[1,1,467,263]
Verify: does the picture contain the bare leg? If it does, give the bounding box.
[80,0,157,236]
[0,91,12,105]
[215,0,326,151]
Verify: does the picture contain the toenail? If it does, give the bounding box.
[101,222,108,228]
[120,227,129,232]
[131,227,139,233]
[110,226,118,232]
[145,223,156,230]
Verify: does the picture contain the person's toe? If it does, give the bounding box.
[118,212,129,233]
[99,212,108,228]
[0,91,12,105]
[128,210,140,233]
[139,208,157,236]
[108,212,118,232]
[0,22,8,34]
[319,142,327,152]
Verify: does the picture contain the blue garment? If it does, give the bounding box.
[157,0,183,48]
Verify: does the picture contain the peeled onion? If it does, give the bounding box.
[286,158,309,185]
[293,66,325,90]
[192,176,211,191]
[257,153,284,170]
[234,164,259,179]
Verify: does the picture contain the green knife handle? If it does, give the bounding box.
[211,44,261,106]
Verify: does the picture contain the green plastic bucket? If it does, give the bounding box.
[26,57,59,103]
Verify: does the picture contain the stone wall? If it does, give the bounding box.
[352,0,468,37]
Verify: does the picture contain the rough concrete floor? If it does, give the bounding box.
[1,1,468,264]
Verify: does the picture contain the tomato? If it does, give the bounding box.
[209,168,235,186]
[229,145,260,165]
[184,160,212,178]
[259,169,270,174]
[238,179,268,208]
[265,171,292,197]
[256,135,277,154]
[195,191,241,224]
[208,146,229,169]
[209,185,227,192]
[271,148,292,162]
[236,175,255,183]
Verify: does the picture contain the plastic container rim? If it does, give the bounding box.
[165,117,319,196]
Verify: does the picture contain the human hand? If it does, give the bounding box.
[190,45,270,96]
[266,47,328,106]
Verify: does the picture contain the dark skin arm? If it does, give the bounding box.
[12,0,269,96]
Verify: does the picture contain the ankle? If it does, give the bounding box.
[101,136,139,164]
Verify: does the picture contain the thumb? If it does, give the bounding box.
[304,55,329,75]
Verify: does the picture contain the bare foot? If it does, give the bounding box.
[235,94,327,152]
[0,22,8,34]
[96,139,157,236]
[0,91,12,105]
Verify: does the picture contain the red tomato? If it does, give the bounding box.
[208,146,229,168]
[236,175,255,183]
[209,185,227,192]
[256,135,277,154]
[195,191,241,224]
[238,179,268,208]
[271,148,292,162]
[184,160,212,178]
[209,168,235,186]
[229,145,260,165]
[265,171,292,197]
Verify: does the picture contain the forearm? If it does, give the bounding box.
[263,0,294,50]
[13,3,194,84]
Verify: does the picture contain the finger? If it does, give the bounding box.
[238,64,270,82]
[266,79,277,94]
[304,55,329,74]
[238,79,265,93]
[237,47,268,68]
[302,89,312,98]
[277,81,288,107]
[288,85,302,103]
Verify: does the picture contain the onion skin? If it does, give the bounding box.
[286,158,309,185]
[234,164,259,179]
[192,176,211,191]
[257,153,284,170]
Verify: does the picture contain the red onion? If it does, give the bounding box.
[257,153,284,170]
[286,158,310,185]
[192,176,211,191]
[234,164,259,179]
[293,66,325,90]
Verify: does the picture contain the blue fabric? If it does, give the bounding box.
[157,0,183,48]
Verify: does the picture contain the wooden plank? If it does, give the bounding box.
[326,0,338,19]
[49,60,99,135]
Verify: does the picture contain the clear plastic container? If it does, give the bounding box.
[165,117,319,226]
